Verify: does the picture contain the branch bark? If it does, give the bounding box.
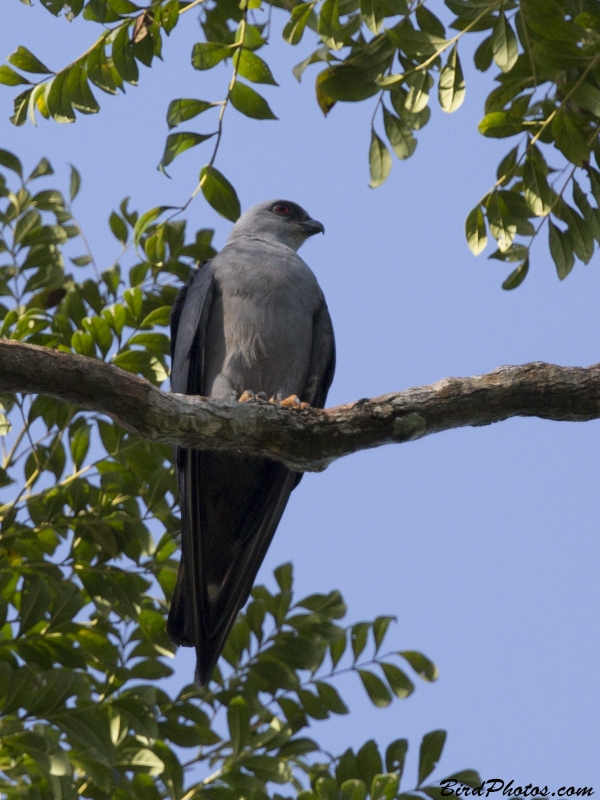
[2,339,600,472]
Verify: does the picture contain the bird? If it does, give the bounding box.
[167,199,335,687]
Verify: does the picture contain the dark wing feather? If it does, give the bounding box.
[292,300,336,488]
[303,300,336,408]
[167,263,214,649]
[168,275,336,688]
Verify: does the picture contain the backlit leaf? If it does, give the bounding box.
[438,44,465,113]
[230,81,277,120]
[200,165,241,221]
[369,130,391,188]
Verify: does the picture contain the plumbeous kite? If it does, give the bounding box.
[168,199,336,686]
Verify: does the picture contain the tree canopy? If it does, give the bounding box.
[2,0,600,286]
[1,0,599,797]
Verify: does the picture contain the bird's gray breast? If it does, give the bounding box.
[203,238,322,400]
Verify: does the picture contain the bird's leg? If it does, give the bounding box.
[239,390,269,403]
[269,393,310,410]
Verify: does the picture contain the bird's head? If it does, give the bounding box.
[227,199,324,251]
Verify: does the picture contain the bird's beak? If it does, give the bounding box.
[298,218,325,236]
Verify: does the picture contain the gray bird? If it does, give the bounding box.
[168,199,335,686]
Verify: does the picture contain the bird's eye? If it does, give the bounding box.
[273,204,290,216]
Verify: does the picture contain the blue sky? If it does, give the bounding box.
[1,1,599,790]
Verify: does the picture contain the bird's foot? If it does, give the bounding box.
[239,390,269,403]
[270,394,310,410]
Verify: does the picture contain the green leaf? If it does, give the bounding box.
[465,205,487,255]
[361,0,384,35]
[19,575,51,635]
[200,165,241,221]
[371,773,399,800]
[133,206,175,246]
[233,49,278,85]
[110,211,128,244]
[385,738,408,775]
[161,0,180,33]
[351,621,370,660]
[123,286,143,318]
[283,2,316,45]
[274,562,293,590]
[83,315,113,356]
[383,108,416,160]
[572,81,600,116]
[107,0,140,12]
[356,740,383,788]
[438,44,465,113]
[128,332,170,354]
[112,23,139,84]
[72,329,96,357]
[116,748,164,774]
[486,192,516,252]
[386,24,447,58]
[28,157,54,180]
[47,71,77,122]
[445,770,483,788]
[549,220,574,279]
[418,730,446,785]
[297,688,329,719]
[227,696,251,755]
[9,46,52,74]
[160,132,215,168]
[358,670,392,707]
[405,70,431,114]
[380,662,414,698]
[478,111,525,138]
[69,164,81,201]
[167,98,214,128]
[400,650,438,680]
[369,130,392,188]
[70,423,91,468]
[523,155,553,216]
[491,10,518,72]
[140,306,172,327]
[373,615,395,653]
[10,87,33,126]
[573,178,600,243]
[0,149,23,177]
[191,42,230,70]
[415,5,445,36]
[502,256,529,290]
[87,42,118,94]
[316,681,349,714]
[0,65,32,86]
[552,111,590,166]
[473,35,493,71]
[230,81,277,120]
[340,779,368,800]
[489,243,529,263]
[319,0,344,49]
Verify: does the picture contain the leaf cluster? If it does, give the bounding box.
[4,1,600,284]
[463,0,600,287]
[0,154,480,798]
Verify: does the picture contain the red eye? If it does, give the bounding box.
[273,204,290,216]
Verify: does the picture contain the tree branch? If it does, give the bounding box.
[2,339,600,472]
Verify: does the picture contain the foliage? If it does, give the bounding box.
[0,154,481,797]
[3,0,600,286]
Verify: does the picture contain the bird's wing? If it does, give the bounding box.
[303,299,336,409]
[169,262,214,395]
[167,262,215,650]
